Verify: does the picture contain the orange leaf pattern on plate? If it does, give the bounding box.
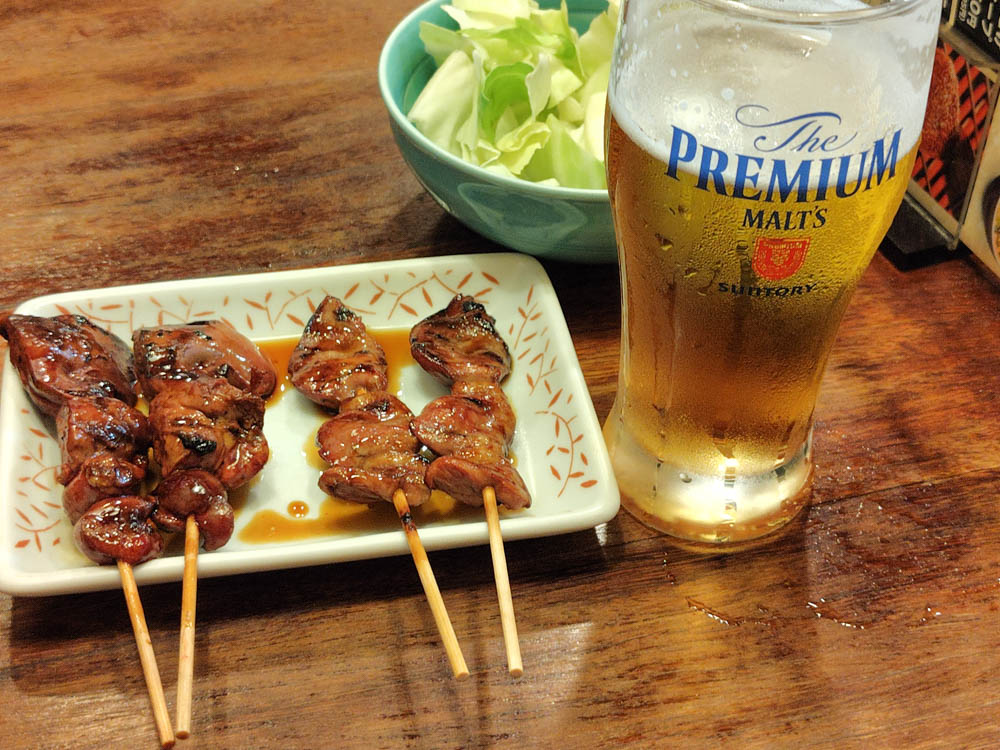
[12,433,64,552]
[505,285,598,498]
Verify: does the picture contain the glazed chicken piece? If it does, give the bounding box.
[411,383,530,510]
[132,320,277,399]
[0,313,137,416]
[410,381,516,457]
[424,456,530,510]
[56,396,151,484]
[60,455,150,525]
[134,319,272,550]
[287,296,388,410]
[1,312,166,566]
[409,297,531,510]
[55,396,152,522]
[73,495,165,565]
[148,378,269,489]
[409,295,512,386]
[316,391,430,506]
[152,470,234,551]
[287,301,431,505]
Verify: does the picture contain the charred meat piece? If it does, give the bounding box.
[61,454,149,524]
[287,296,388,410]
[1,313,171,565]
[316,391,430,506]
[56,396,151,522]
[149,378,268,489]
[152,470,234,551]
[409,295,511,386]
[0,313,136,416]
[73,495,164,565]
[56,396,151,486]
[132,320,277,399]
[425,455,531,509]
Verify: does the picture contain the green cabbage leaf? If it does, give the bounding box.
[407,0,619,189]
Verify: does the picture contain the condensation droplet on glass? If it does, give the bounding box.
[670,68,677,78]
[679,473,692,483]
[721,87,735,101]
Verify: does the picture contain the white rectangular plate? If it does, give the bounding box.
[0,253,619,595]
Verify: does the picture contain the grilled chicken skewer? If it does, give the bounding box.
[410,295,528,676]
[289,296,468,679]
[133,320,276,737]
[1,313,174,747]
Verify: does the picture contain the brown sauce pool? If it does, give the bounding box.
[239,330,482,545]
[237,491,482,544]
[256,328,412,406]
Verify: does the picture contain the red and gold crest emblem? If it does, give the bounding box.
[752,237,810,281]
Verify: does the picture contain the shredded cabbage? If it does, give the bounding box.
[407,0,620,189]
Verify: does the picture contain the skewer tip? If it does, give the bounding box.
[118,561,176,749]
[392,489,469,681]
[176,515,200,740]
[482,486,523,677]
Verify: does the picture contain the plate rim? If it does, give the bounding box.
[0,252,620,596]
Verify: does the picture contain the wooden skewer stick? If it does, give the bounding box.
[482,486,523,677]
[175,514,200,738]
[118,560,176,749]
[391,488,469,680]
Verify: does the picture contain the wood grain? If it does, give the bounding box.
[1,2,999,749]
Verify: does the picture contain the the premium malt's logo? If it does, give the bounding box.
[752,237,810,280]
[663,108,901,203]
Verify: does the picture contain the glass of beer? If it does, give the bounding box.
[604,0,939,545]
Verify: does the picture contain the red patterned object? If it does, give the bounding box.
[910,39,990,220]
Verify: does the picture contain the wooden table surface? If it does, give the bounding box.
[1,2,998,748]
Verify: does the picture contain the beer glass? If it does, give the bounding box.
[604,0,939,545]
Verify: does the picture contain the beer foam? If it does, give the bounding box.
[743,0,867,10]
[609,0,937,171]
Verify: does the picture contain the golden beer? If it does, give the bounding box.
[604,0,938,544]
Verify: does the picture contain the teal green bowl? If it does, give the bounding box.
[378,0,616,264]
